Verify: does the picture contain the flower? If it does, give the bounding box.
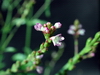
[54,22,62,29]
[34,23,49,33]
[36,66,43,74]
[88,53,95,58]
[50,34,65,46]
[77,29,85,35]
[34,23,44,31]
[36,54,44,59]
[67,24,85,35]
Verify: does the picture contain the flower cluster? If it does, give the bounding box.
[67,24,85,36]
[34,22,62,34]
[34,22,64,46]
[34,22,64,73]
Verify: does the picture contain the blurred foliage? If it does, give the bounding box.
[0,0,51,74]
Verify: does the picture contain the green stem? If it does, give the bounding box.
[32,0,52,19]
[74,38,78,56]
[0,33,7,47]
[0,6,13,46]
[1,27,19,51]
[25,25,32,48]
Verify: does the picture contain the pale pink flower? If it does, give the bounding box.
[67,29,75,35]
[67,24,85,35]
[43,27,49,33]
[77,29,85,35]
[36,66,43,74]
[34,23,44,31]
[36,54,44,59]
[88,53,95,57]
[34,23,50,33]
[50,34,65,46]
[54,22,62,29]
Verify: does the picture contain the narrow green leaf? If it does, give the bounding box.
[12,53,27,61]
[27,19,47,26]
[12,18,26,26]
[5,47,16,52]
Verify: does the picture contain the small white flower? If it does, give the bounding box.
[36,54,44,59]
[36,66,43,74]
[67,29,75,35]
[50,34,65,46]
[69,25,76,30]
[78,29,85,35]
[54,22,62,29]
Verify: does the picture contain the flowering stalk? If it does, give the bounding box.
[68,19,85,56]
[74,37,78,56]
[0,22,64,75]
[55,32,100,75]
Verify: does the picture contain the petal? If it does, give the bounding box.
[36,66,43,74]
[44,27,49,33]
[67,29,75,35]
[78,29,85,35]
[60,37,65,41]
[36,54,44,59]
[69,25,76,30]
[50,34,64,46]
[55,42,62,46]
[54,22,62,29]
[34,23,43,31]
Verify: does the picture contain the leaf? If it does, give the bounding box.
[27,19,47,26]
[0,63,5,69]
[1,0,10,10]
[12,18,26,26]
[12,53,27,61]
[5,47,16,52]
[23,47,32,55]
[0,71,6,75]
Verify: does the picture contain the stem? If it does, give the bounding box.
[74,38,78,56]
[1,27,19,50]
[0,33,7,46]
[0,6,12,46]
[25,25,32,48]
[32,0,52,19]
